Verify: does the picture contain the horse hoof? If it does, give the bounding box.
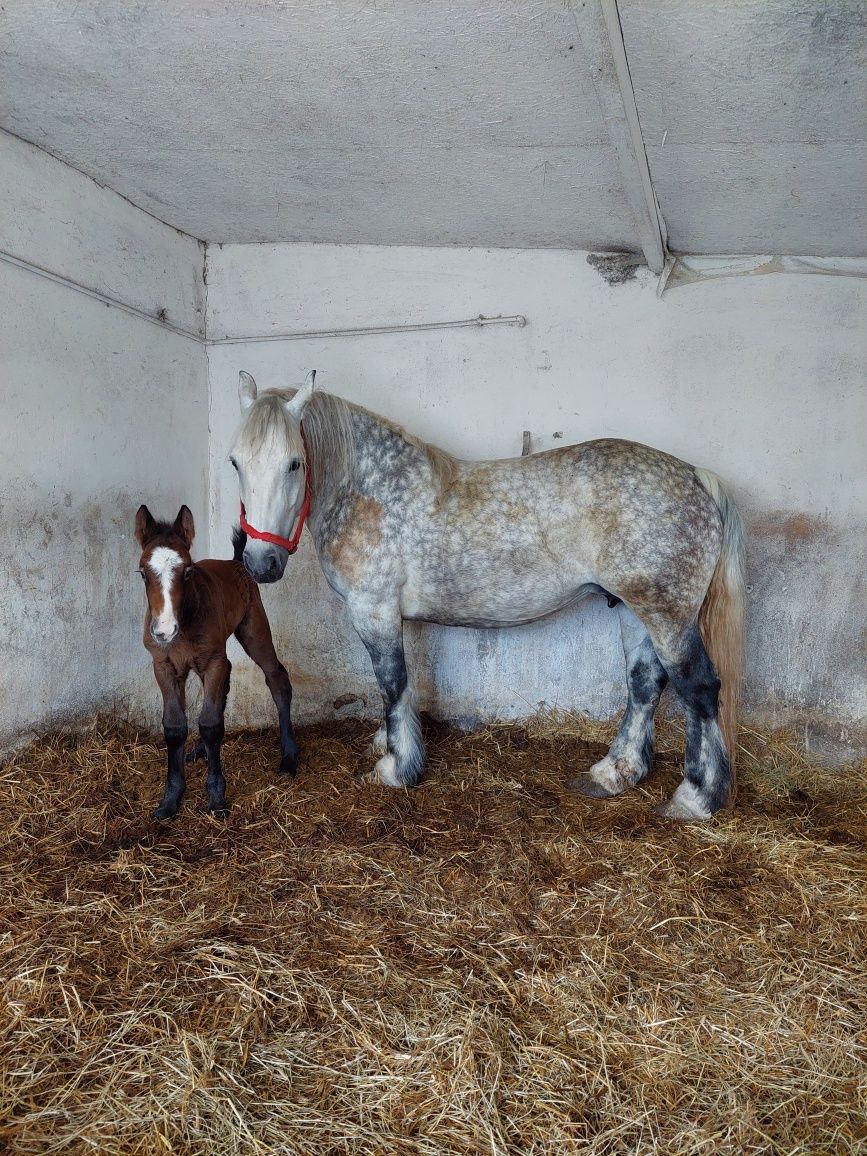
[654,799,711,822]
[277,755,298,777]
[208,805,229,820]
[185,741,206,764]
[655,782,714,822]
[367,727,388,757]
[566,773,615,799]
[152,804,178,820]
[374,753,418,788]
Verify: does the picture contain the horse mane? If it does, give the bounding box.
[421,439,459,496]
[240,389,457,504]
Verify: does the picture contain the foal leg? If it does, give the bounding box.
[569,603,668,798]
[199,656,231,816]
[234,600,298,777]
[353,610,423,788]
[648,623,732,821]
[152,660,187,820]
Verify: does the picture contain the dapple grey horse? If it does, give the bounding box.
[230,371,745,821]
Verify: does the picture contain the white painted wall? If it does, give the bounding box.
[207,243,867,745]
[0,131,208,745]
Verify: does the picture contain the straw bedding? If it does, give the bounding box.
[0,715,864,1155]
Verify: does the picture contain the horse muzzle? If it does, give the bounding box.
[150,622,179,645]
[243,542,288,584]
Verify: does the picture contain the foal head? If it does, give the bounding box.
[230,370,315,583]
[134,505,195,645]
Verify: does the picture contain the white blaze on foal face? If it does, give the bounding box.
[134,504,196,645]
[146,546,183,641]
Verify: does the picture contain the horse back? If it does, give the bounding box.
[409,436,721,625]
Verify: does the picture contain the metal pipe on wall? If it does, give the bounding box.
[0,248,527,344]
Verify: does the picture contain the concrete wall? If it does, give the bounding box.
[207,243,867,748]
[0,131,208,744]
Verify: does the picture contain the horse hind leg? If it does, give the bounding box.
[234,598,299,777]
[650,624,732,821]
[569,603,667,799]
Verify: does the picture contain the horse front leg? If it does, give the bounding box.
[152,659,187,820]
[199,656,231,816]
[570,602,668,798]
[354,612,424,788]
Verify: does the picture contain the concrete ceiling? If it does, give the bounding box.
[1,0,864,256]
[619,0,867,257]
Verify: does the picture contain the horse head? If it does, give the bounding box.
[230,370,315,583]
[134,504,195,644]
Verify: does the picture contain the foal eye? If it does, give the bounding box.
[288,458,301,472]
[229,456,238,471]
[138,568,147,582]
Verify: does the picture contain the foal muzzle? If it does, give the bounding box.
[150,622,179,645]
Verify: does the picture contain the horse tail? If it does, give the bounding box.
[694,468,746,779]
[232,526,247,562]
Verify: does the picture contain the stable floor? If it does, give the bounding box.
[1,719,865,1154]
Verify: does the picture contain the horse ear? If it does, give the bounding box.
[135,504,157,546]
[173,505,195,547]
[239,370,258,413]
[285,369,316,420]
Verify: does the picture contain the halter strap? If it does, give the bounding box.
[239,429,311,555]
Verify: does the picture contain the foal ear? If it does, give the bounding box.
[239,370,258,413]
[134,504,157,546]
[173,505,195,547]
[285,369,315,420]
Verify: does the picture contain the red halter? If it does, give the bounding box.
[239,429,311,556]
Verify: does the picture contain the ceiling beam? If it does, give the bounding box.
[571,0,667,273]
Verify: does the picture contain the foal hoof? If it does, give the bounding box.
[566,772,615,799]
[208,804,229,820]
[152,802,179,820]
[277,753,298,777]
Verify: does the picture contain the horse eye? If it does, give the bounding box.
[288,458,301,472]
[138,568,147,581]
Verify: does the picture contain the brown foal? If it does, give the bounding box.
[135,504,298,819]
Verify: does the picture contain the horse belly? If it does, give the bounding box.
[402,548,595,628]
